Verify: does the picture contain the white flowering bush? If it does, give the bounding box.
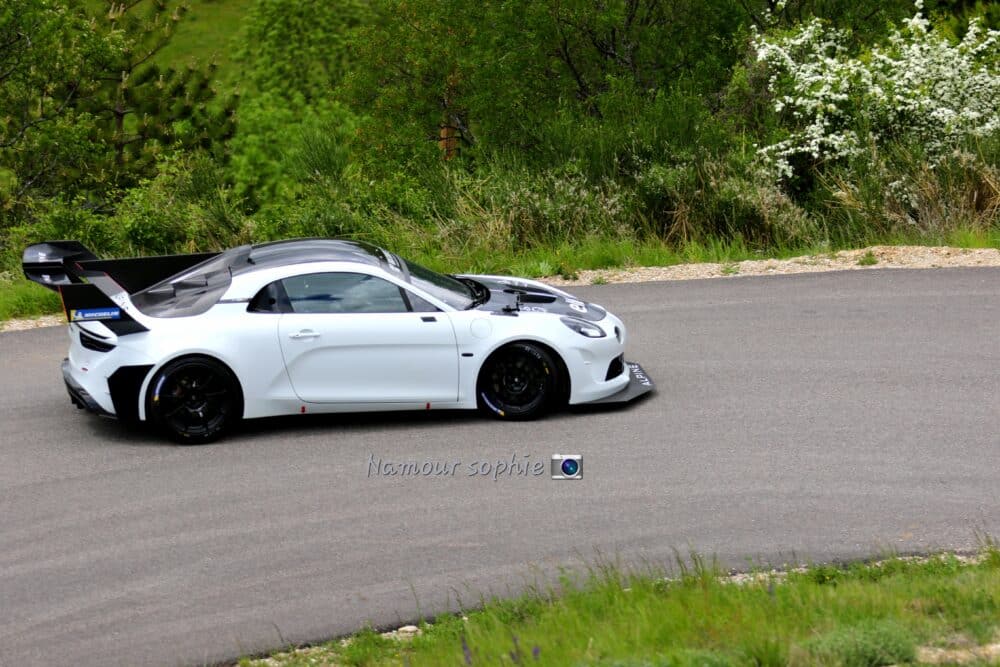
[754,2,1000,179]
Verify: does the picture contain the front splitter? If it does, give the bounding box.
[581,361,655,405]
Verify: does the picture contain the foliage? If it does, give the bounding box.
[342,0,745,163]
[227,96,357,207]
[0,0,233,228]
[226,0,369,207]
[91,1,236,185]
[237,0,372,100]
[754,4,1000,179]
[0,0,120,220]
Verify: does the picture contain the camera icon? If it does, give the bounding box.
[551,454,583,480]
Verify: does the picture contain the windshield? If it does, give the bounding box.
[403,259,475,309]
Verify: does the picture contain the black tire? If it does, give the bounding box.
[477,342,561,420]
[146,356,242,444]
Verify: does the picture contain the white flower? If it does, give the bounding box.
[753,1,1000,178]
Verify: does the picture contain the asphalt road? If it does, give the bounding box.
[2,268,999,667]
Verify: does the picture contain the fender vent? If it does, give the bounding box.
[80,330,116,353]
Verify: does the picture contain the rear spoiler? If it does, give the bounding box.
[23,241,220,334]
[23,241,218,294]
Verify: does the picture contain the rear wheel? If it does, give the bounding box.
[147,357,242,444]
[477,342,560,420]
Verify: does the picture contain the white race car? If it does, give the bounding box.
[23,239,654,443]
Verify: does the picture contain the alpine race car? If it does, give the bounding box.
[23,238,654,443]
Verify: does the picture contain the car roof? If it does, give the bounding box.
[234,239,389,275]
[130,239,400,318]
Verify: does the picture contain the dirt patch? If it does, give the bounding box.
[0,313,65,333]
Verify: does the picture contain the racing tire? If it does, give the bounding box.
[146,356,242,444]
[476,342,560,420]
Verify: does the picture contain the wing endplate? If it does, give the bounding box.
[22,241,99,291]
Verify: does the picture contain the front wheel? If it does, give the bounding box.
[146,357,242,444]
[477,342,561,420]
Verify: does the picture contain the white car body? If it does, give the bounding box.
[24,239,652,440]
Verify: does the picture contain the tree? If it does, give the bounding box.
[0,0,234,223]
[226,0,371,208]
[342,0,745,164]
[237,0,372,101]
[0,0,117,217]
[85,0,236,188]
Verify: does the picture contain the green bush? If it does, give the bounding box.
[227,96,358,208]
[805,620,916,667]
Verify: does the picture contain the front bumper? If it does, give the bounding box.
[62,358,115,418]
[579,361,655,405]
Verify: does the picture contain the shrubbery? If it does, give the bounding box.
[754,4,999,176]
[1,0,998,290]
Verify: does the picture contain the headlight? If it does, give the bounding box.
[560,316,606,338]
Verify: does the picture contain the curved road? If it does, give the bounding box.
[2,268,999,666]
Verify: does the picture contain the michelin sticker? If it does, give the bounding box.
[70,307,121,321]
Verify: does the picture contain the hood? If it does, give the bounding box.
[457,274,607,321]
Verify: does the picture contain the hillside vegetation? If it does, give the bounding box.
[1,0,998,316]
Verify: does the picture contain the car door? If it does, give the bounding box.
[275,271,459,403]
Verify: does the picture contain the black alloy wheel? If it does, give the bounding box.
[477,342,560,420]
[147,357,241,444]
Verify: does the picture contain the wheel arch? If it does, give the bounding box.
[476,338,571,408]
[138,352,245,422]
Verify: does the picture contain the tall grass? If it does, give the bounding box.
[241,547,1000,667]
[0,278,62,320]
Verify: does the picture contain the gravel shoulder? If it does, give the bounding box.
[544,245,1000,286]
[3,245,999,333]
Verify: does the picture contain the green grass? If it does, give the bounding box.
[878,225,1000,249]
[0,279,63,321]
[857,250,879,266]
[152,0,254,91]
[240,549,1000,667]
[82,0,252,90]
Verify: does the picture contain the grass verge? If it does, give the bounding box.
[239,547,1000,667]
[0,279,62,321]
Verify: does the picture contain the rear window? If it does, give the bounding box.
[130,250,242,318]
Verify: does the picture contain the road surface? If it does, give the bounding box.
[1,268,998,666]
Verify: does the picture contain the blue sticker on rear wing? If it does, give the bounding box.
[70,307,122,321]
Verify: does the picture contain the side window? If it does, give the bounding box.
[248,281,290,313]
[281,272,409,314]
[405,291,441,312]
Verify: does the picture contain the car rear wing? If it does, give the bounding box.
[21,241,99,290]
[23,241,219,294]
[22,240,220,334]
